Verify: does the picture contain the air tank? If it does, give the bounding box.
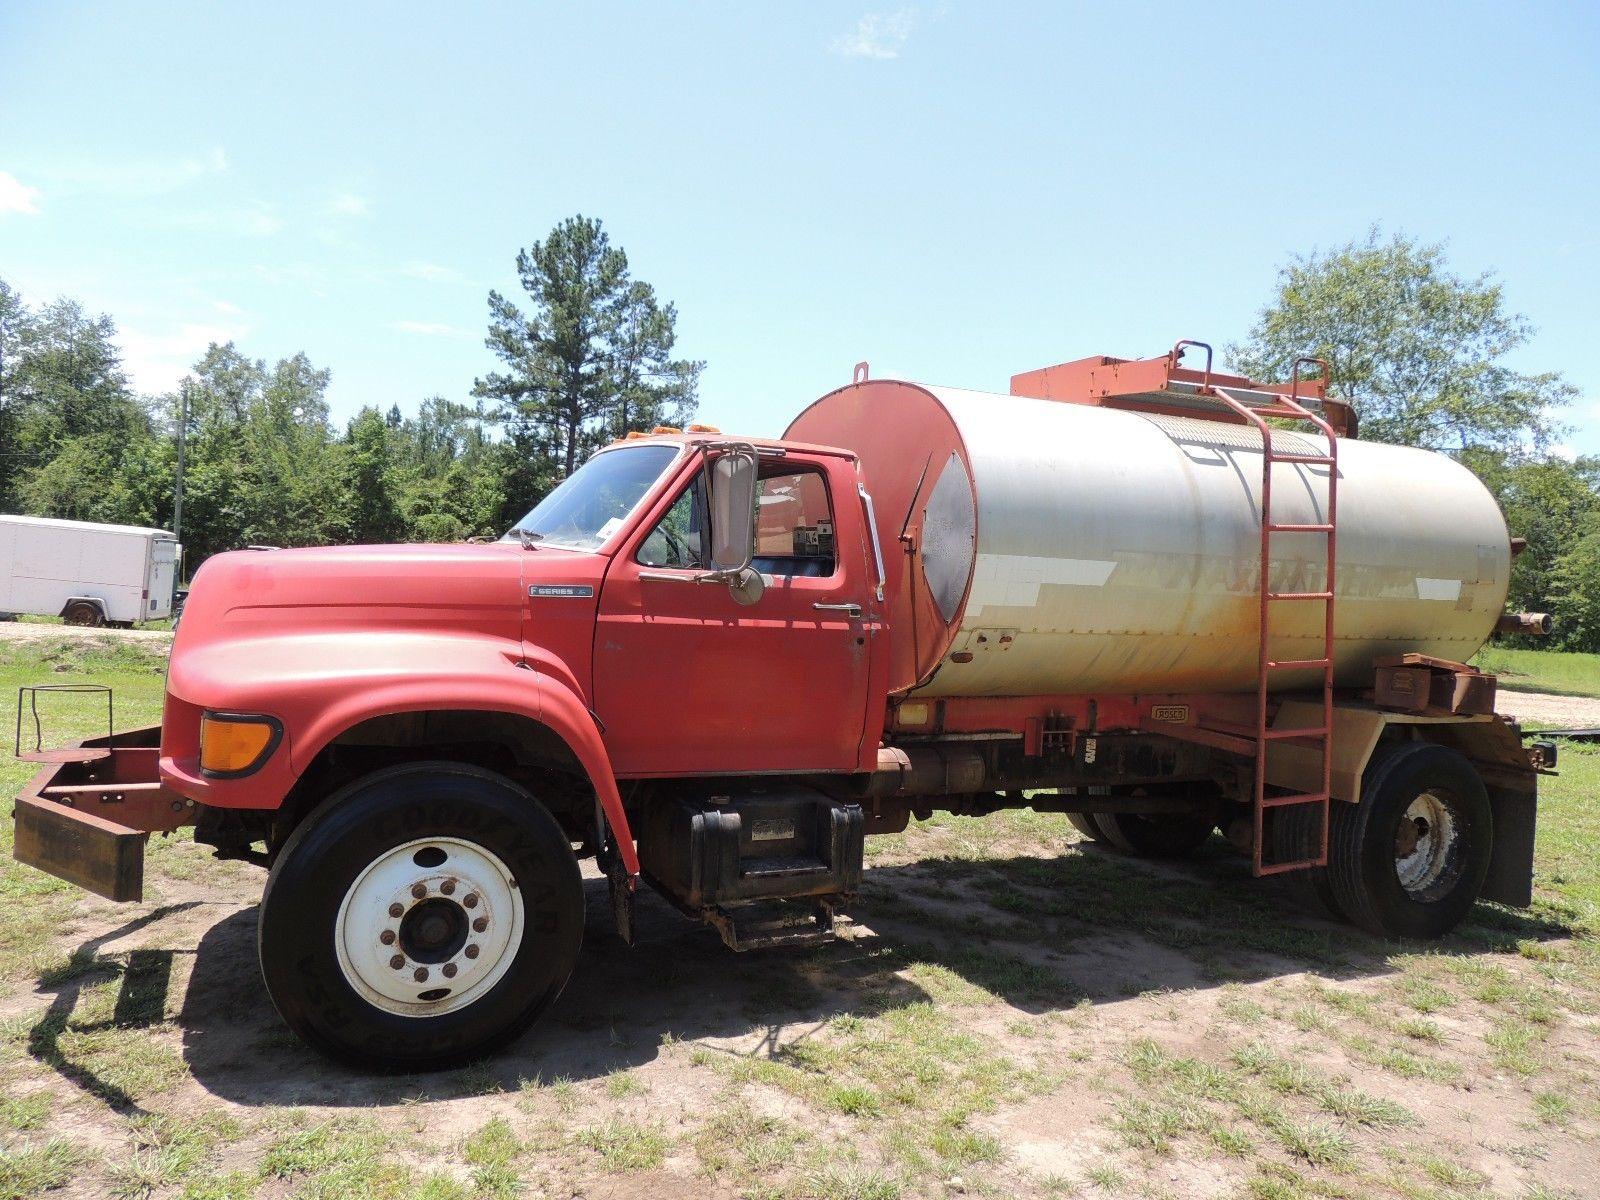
[785,380,1511,698]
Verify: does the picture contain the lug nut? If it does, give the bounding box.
[463,893,479,909]
[379,930,396,945]
[388,902,404,918]
[465,944,480,960]
[472,916,488,933]
[411,883,428,899]
[441,878,456,896]
[389,955,405,970]
[442,963,458,979]
[413,967,429,982]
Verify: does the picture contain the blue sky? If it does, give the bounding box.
[3,1,1597,455]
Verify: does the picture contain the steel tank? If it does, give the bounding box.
[785,381,1511,697]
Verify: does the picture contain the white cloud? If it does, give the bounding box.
[395,320,474,339]
[401,261,468,284]
[830,8,918,59]
[118,318,250,395]
[325,191,370,218]
[170,200,283,237]
[0,170,41,216]
[44,148,228,199]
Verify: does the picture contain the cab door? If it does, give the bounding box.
[593,453,873,777]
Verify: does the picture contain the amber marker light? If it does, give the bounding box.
[199,712,282,778]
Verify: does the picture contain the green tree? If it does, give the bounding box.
[343,406,406,543]
[474,215,701,495]
[1231,230,1574,454]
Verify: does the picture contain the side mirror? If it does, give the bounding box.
[706,444,759,575]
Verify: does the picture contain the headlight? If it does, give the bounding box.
[199,712,282,777]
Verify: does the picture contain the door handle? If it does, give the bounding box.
[813,602,862,617]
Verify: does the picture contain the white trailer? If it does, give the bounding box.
[0,515,182,626]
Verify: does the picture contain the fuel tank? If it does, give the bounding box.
[785,381,1510,697]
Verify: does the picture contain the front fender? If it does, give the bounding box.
[160,631,639,878]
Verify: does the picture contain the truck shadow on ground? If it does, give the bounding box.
[24,841,1569,1114]
[150,839,1572,1110]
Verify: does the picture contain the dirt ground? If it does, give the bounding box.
[2,624,1598,1199]
[2,808,1598,1200]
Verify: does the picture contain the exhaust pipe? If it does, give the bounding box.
[1497,612,1553,636]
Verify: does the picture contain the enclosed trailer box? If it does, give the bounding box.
[0,515,181,626]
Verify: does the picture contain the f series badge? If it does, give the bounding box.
[528,585,594,598]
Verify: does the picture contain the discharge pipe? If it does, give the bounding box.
[1496,612,1553,636]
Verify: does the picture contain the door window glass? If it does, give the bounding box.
[637,474,708,568]
[755,470,835,577]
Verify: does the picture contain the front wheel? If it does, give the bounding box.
[1327,743,1492,939]
[258,762,584,1070]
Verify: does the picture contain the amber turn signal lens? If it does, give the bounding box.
[200,714,278,775]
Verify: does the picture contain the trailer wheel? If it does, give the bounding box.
[1066,813,1104,843]
[61,600,104,627]
[1273,804,1344,920]
[1091,811,1216,858]
[1327,743,1492,940]
[258,761,584,1070]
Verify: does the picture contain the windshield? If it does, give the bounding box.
[503,443,681,550]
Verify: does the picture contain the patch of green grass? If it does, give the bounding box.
[803,1165,903,1200]
[463,1117,521,1197]
[575,1117,668,1171]
[1472,647,1600,698]
[1532,1090,1571,1125]
[603,1068,647,1099]
[259,1117,406,1200]
[0,1138,82,1199]
[1486,1019,1543,1076]
[0,1093,51,1133]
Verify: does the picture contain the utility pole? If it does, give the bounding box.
[173,379,189,545]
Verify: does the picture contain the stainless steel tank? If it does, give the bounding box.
[785,381,1511,697]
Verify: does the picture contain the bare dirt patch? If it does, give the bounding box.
[3,808,1597,1199]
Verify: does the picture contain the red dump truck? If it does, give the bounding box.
[12,342,1553,1069]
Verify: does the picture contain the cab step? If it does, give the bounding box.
[707,899,837,952]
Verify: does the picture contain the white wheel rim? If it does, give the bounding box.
[1393,791,1458,896]
[335,836,524,1018]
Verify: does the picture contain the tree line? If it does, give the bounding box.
[0,215,700,566]
[1,223,1596,650]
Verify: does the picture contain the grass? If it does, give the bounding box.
[1472,645,1600,698]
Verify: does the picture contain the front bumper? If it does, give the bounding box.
[12,725,194,902]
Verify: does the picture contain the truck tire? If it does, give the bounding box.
[1066,813,1104,843]
[1094,784,1216,857]
[62,600,104,627]
[1090,811,1216,858]
[1273,804,1344,920]
[258,761,584,1071]
[1326,743,1492,940]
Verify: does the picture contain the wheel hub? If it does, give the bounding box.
[1393,791,1458,897]
[334,836,524,1017]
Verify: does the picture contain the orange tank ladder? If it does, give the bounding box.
[1175,342,1339,877]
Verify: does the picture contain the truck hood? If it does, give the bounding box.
[173,543,608,654]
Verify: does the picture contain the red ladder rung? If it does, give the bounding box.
[1270,453,1336,465]
[1266,590,1333,600]
[1266,657,1332,670]
[1256,855,1328,876]
[1265,523,1334,533]
[1263,725,1330,741]
[1261,791,1329,809]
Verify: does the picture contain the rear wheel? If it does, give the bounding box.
[258,762,584,1070]
[1091,811,1217,857]
[1065,812,1103,843]
[62,600,103,627]
[1327,743,1492,939]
